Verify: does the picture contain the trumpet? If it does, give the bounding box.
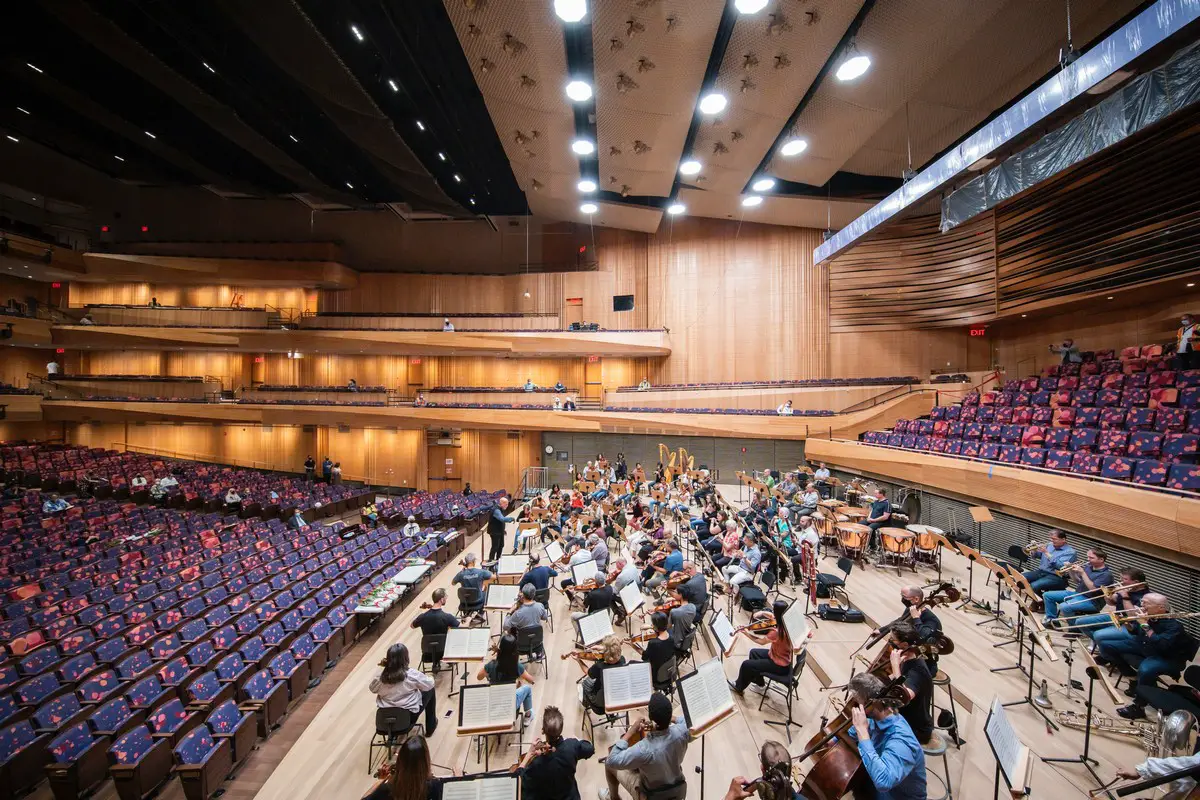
[1023,542,1042,555]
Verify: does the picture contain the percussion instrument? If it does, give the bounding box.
[905,524,943,563]
[879,528,916,572]
[842,507,869,520]
[818,499,845,509]
[836,523,869,559]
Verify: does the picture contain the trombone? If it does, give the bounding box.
[1048,609,1200,631]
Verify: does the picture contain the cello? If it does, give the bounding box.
[793,676,910,800]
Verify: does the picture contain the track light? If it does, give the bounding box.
[780,138,808,157]
[751,177,776,192]
[667,203,686,216]
[350,24,365,42]
[580,202,598,214]
[416,121,426,131]
[734,0,769,13]
[554,0,588,23]
[565,80,593,102]
[835,43,871,81]
[387,79,398,92]
[698,92,727,115]
[577,179,597,193]
[571,139,596,155]
[742,195,763,207]
[679,159,702,176]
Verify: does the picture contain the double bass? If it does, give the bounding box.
[861,582,961,652]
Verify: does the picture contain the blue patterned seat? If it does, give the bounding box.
[1069,428,1099,451]
[1128,431,1165,457]
[146,698,197,744]
[109,725,173,800]
[1074,407,1100,427]
[1100,456,1135,480]
[1045,449,1073,470]
[237,669,287,738]
[1132,459,1168,486]
[1166,462,1200,491]
[1155,407,1186,432]
[1070,453,1102,475]
[57,653,98,685]
[174,725,232,800]
[125,676,173,712]
[267,652,309,701]
[157,657,195,689]
[178,620,208,644]
[1019,447,1045,467]
[45,720,110,800]
[1,719,50,799]
[16,673,62,707]
[87,695,141,737]
[33,692,86,734]
[117,651,157,683]
[76,667,122,706]
[204,699,255,767]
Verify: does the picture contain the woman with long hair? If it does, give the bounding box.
[731,601,795,694]
[476,633,537,723]
[370,643,437,735]
[364,732,442,800]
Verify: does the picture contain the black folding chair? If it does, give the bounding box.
[534,587,554,632]
[759,650,808,743]
[368,707,418,774]
[514,625,548,678]
[420,633,447,675]
[457,587,484,620]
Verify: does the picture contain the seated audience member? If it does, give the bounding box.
[131,474,148,489]
[411,589,459,670]
[511,706,596,800]
[504,583,549,634]
[149,297,161,308]
[361,502,380,527]
[348,378,359,391]
[442,318,454,331]
[554,380,566,392]
[525,378,537,392]
[80,312,95,325]
[402,515,421,538]
[363,733,443,800]
[1042,547,1113,623]
[1176,313,1198,371]
[563,395,577,411]
[370,643,437,735]
[1049,337,1082,364]
[602,693,690,800]
[638,377,652,391]
[1021,529,1076,595]
[477,633,537,724]
[553,396,563,411]
[289,508,308,530]
[41,493,72,514]
[413,392,428,407]
[223,487,242,510]
[776,400,794,416]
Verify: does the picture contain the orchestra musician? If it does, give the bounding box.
[477,633,537,724]
[601,693,691,800]
[1109,750,1200,800]
[1020,529,1076,594]
[510,706,596,800]
[577,635,627,714]
[409,589,459,671]
[370,643,438,736]
[1095,593,1200,720]
[883,622,936,745]
[588,532,610,572]
[1041,547,1113,623]
[667,587,697,657]
[722,741,796,800]
[846,673,927,800]
[451,553,493,622]
[722,533,761,589]
[1067,567,1147,637]
[520,553,559,592]
[730,601,793,695]
[363,732,448,800]
[643,540,683,592]
[558,543,596,591]
[676,561,708,615]
[504,583,549,635]
[637,612,676,678]
[572,575,617,622]
[490,495,520,560]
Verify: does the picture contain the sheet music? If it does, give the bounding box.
[498,555,526,575]
[577,609,614,647]
[618,581,644,614]
[781,601,810,651]
[710,610,736,656]
[679,658,735,731]
[486,584,519,609]
[985,697,1028,788]
[488,683,514,723]
[545,541,564,564]
[444,627,491,660]
[459,683,515,729]
[572,559,598,585]
[603,662,653,709]
[477,777,519,800]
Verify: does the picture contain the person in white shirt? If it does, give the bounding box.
[130,475,148,489]
[638,378,651,391]
[1113,751,1200,800]
[80,313,95,325]
[442,318,454,331]
[224,488,242,508]
[369,643,437,735]
[46,361,60,376]
[813,463,832,498]
[402,515,421,538]
[776,400,794,416]
[1177,314,1198,371]
[525,378,537,392]
[552,395,563,411]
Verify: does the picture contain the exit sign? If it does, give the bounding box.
[587,355,599,363]
[969,328,987,337]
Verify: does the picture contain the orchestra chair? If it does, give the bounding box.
[580,695,627,746]
[419,634,448,676]
[456,587,484,620]
[931,671,961,750]
[513,625,548,678]
[815,557,855,606]
[652,657,679,699]
[755,651,809,743]
[368,708,419,775]
[674,626,699,673]
[534,587,555,632]
[921,731,953,800]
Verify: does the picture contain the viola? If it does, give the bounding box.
[560,649,605,661]
[418,602,434,610]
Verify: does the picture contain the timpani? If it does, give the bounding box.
[835,522,869,559]
[819,499,845,509]
[842,507,869,521]
[906,524,943,563]
[878,527,916,573]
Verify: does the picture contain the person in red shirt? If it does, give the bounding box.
[731,600,795,693]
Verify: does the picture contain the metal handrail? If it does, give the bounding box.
[838,384,915,414]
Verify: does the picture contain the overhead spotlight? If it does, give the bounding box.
[698,92,728,115]
[565,80,593,102]
[350,24,365,42]
[523,291,531,298]
[667,203,686,216]
[346,182,354,189]
[288,134,299,142]
[4,135,18,143]
[751,177,776,192]
[571,139,596,155]
[145,131,156,139]
[580,202,598,214]
[554,0,588,23]
[202,62,215,73]
[742,195,763,207]
[780,137,808,156]
[437,152,447,161]
[679,159,702,176]
[387,78,398,92]
[835,43,871,81]
[114,155,124,161]
[453,174,461,182]
[26,63,43,74]
[577,179,598,193]
[17,107,30,115]
[469,198,476,205]
[416,120,426,131]
[734,0,770,13]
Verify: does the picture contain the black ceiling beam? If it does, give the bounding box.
[747,0,878,196]
[774,172,902,201]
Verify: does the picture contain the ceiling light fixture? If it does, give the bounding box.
[734,0,770,13]
[27,63,43,74]
[577,179,597,193]
[346,182,354,189]
[387,78,398,92]
[203,62,215,73]
[679,159,702,176]
[5,135,18,143]
[742,195,763,207]
[1189,283,1196,288]
[667,203,686,215]
[416,121,426,131]
[780,137,808,157]
[565,80,593,102]
[698,92,728,115]
[751,177,776,192]
[580,202,598,214]
[571,138,596,155]
[554,0,588,23]
[288,134,298,142]
[453,174,461,182]
[835,43,871,81]
[113,155,124,161]
[350,24,365,42]
[17,107,30,115]
[437,152,446,161]
[469,198,476,205]
[144,131,156,139]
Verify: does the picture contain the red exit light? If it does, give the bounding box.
[141,225,149,233]
[969,328,987,337]
[578,245,587,254]
[253,356,264,363]
[51,282,61,289]
[100,226,109,233]
[56,348,65,354]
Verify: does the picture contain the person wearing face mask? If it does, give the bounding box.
[1177,314,1198,371]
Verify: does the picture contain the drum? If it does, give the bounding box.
[844,488,860,507]
[819,498,845,509]
[879,528,915,571]
[906,524,943,555]
[836,523,869,554]
[842,507,868,520]
[889,512,910,526]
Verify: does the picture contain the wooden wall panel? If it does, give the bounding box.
[0,421,62,442]
[0,275,51,309]
[646,219,828,385]
[459,430,543,495]
[68,283,312,312]
[79,351,251,389]
[599,358,650,391]
[830,329,993,379]
[994,110,1200,315]
[827,212,997,332]
[317,273,564,317]
[423,358,586,391]
[321,426,424,488]
[67,422,313,474]
[1,348,58,387]
[260,354,413,392]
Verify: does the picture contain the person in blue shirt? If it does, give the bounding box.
[41,493,72,514]
[722,534,761,589]
[846,673,927,800]
[519,553,559,592]
[1021,529,1076,594]
[1042,547,1113,623]
[644,540,683,591]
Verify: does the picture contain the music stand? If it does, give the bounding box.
[1041,657,1111,798]
[975,556,1011,627]
[952,541,990,613]
[1001,631,1059,731]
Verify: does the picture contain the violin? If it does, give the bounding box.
[665,572,688,589]
[560,648,605,662]
[641,597,681,618]
[418,602,434,610]
[732,619,777,636]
